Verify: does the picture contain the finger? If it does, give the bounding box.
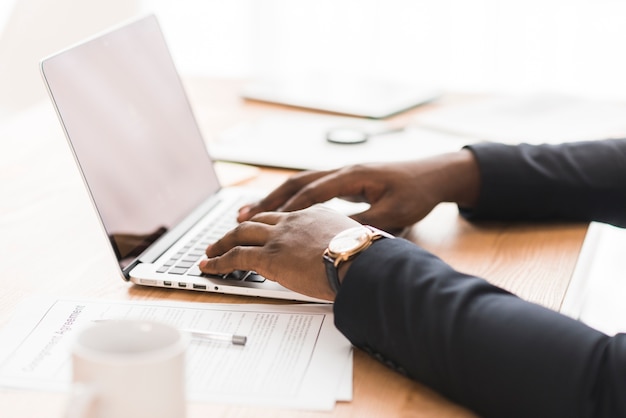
[205,221,271,258]
[280,171,370,212]
[350,199,411,231]
[238,170,333,221]
[350,209,389,230]
[248,211,284,225]
[199,246,263,276]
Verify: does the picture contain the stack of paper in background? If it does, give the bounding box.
[561,222,626,336]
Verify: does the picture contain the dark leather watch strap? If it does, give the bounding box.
[323,253,341,295]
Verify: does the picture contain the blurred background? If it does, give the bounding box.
[2,0,626,117]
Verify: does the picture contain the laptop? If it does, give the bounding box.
[39,14,326,303]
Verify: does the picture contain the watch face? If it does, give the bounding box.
[328,226,370,255]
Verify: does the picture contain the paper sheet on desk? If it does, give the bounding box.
[0,298,352,411]
[561,222,626,336]
[210,113,471,171]
[414,94,626,144]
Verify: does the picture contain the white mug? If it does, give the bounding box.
[65,319,187,418]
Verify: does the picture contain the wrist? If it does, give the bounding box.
[323,225,393,295]
[439,149,481,208]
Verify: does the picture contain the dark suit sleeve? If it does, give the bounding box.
[462,139,626,227]
[334,238,626,418]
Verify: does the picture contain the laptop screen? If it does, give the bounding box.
[41,16,220,268]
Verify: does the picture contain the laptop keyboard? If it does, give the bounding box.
[156,200,265,283]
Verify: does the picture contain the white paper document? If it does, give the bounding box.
[561,222,626,336]
[414,94,626,145]
[0,298,352,411]
[211,113,471,170]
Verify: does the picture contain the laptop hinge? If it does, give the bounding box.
[122,259,141,280]
[122,195,222,275]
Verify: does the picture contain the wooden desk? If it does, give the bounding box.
[0,78,588,417]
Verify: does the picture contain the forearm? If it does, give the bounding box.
[424,148,481,209]
[462,139,626,226]
[334,239,626,418]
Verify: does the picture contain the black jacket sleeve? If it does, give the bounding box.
[333,139,626,417]
[335,239,626,418]
[462,139,626,227]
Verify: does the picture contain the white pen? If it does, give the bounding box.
[182,329,247,346]
[92,320,247,346]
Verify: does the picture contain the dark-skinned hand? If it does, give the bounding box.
[236,150,480,232]
[199,206,361,301]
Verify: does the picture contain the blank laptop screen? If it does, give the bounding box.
[41,16,220,267]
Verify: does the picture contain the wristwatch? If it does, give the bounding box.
[323,225,393,294]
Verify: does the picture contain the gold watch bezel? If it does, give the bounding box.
[325,226,379,268]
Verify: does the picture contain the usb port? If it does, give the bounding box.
[192,284,207,290]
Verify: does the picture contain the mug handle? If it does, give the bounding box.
[64,383,98,418]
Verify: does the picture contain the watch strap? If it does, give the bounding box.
[323,253,342,295]
[323,226,394,295]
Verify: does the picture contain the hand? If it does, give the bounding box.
[199,206,361,301]
[237,150,480,232]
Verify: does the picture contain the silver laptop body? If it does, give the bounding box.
[40,14,325,303]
